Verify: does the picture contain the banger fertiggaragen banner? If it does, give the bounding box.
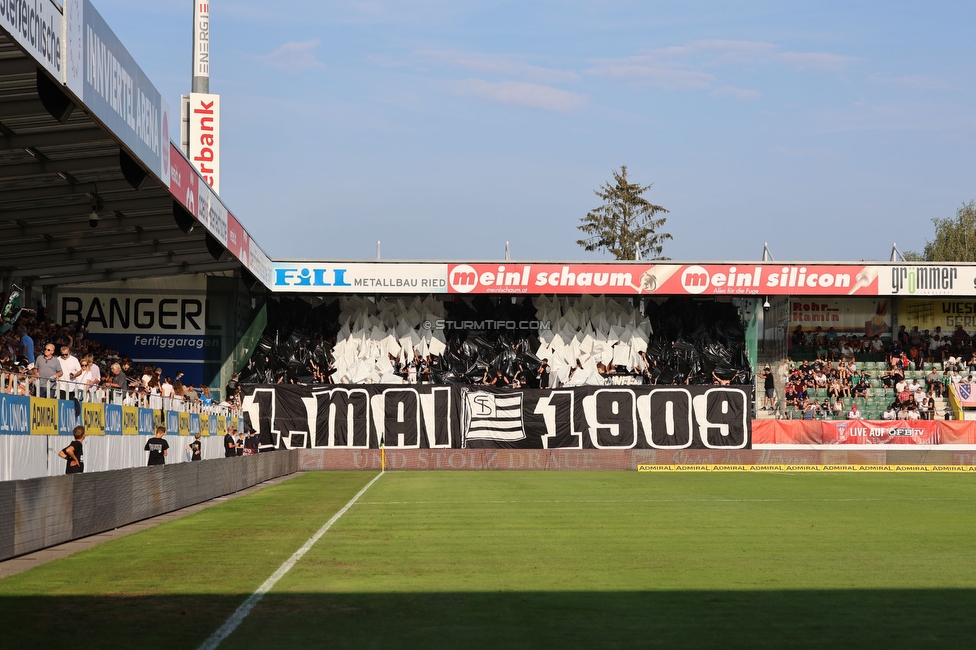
[240,384,751,450]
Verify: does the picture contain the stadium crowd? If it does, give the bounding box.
[0,304,239,409]
[767,323,976,420]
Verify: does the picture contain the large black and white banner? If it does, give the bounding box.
[241,384,751,451]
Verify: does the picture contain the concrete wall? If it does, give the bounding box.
[298,448,976,471]
[0,450,298,562]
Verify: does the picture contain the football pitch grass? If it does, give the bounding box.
[3,471,976,648]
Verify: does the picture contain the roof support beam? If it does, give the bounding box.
[26,261,241,287]
[0,213,176,238]
[0,154,120,179]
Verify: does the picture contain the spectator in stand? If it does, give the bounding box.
[146,374,162,409]
[812,368,828,390]
[185,383,199,403]
[926,367,942,396]
[907,345,920,369]
[160,375,175,405]
[847,402,861,419]
[761,366,774,410]
[78,354,100,399]
[226,374,241,406]
[35,343,60,398]
[56,346,82,399]
[897,325,909,349]
[200,384,213,407]
[105,363,128,401]
[791,325,806,350]
[833,397,845,417]
[882,403,897,420]
[871,336,885,355]
[18,326,34,365]
[802,399,818,420]
[827,377,843,399]
[784,382,797,410]
[925,392,936,420]
[172,380,185,402]
[140,365,154,388]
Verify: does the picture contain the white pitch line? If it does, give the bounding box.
[198,471,385,650]
[358,496,975,505]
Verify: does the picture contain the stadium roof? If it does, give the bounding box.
[0,24,254,289]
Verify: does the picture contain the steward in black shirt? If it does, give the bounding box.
[145,426,169,466]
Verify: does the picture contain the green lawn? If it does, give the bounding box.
[3,471,976,648]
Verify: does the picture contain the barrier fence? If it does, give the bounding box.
[0,392,241,481]
[0,451,299,562]
[0,370,239,417]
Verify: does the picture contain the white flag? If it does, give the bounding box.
[465,391,525,442]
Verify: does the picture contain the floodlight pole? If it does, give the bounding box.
[191,1,210,94]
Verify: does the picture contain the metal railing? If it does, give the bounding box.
[0,370,240,417]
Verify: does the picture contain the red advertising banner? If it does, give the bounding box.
[754,419,955,445]
[227,213,249,266]
[940,421,976,445]
[447,263,644,294]
[823,420,940,444]
[446,263,880,296]
[168,144,198,215]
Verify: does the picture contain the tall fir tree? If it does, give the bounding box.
[576,166,671,260]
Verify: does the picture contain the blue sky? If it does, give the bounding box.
[94,1,975,263]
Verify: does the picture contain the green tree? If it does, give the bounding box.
[906,201,976,261]
[577,166,671,260]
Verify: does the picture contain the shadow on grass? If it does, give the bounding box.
[3,589,975,649]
